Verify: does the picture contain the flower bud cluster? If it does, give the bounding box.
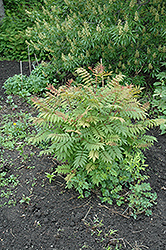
[134,11,139,21]
[135,50,139,58]
[129,0,136,8]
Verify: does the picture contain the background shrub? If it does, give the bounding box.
[0,13,31,60]
[3,0,44,12]
[152,62,166,134]
[26,0,165,84]
[0,0,43,60]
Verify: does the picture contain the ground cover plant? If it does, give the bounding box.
[0,98,36,207]
[0,111,32,149]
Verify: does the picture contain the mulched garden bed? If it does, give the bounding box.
[0,61,166,250]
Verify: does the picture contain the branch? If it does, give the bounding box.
[137,0,150,10]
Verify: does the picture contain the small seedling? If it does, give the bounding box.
[45,172,56,183]
[27,165,35,169]
[19,194,31,205]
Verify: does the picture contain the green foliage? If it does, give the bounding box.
[0,107,38,207]
[19,194,31,204]
[45,172,56,183]
[3,0,44,12]
[0,112,34,150]
[0,172,18,189]
[0,0,43,60]
[152,62,166,134]
[0,169,18,207]
[0,13,30,60]
[81,215,122,249]
[128,182,157,218]
[4,75,29,97]
[26,0,165,81]
[30,65,165,216]
[6,95,18,109]
[3,64,53,97]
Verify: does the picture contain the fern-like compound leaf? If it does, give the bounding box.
[85,162,96,173]
[73,150,88,168]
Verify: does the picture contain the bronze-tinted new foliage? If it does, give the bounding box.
[30,65,165,215]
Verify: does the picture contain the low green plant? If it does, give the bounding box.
[6,95,14,104]
[0,106,37,208]
[4,74,30,97]
[128,182,157,218]
[82,213,122,249]
[3,64,52,97]
[27,165,35,169]
[151,62,166,134]
[19,194,31,204]
[6,95,18,109]
[0,112,34,150]
[45,172,56,183]
[0,169,18,207]
[30,64,165,216]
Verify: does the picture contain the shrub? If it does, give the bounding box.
[0,0,43,60]
[3,0,44,12]
[151,62,166,134]
[29,64,165,216]
[0,12,30,60]
[26,0,165,83]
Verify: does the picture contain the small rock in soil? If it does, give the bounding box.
[162,221,166,226]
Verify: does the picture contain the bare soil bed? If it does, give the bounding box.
[0,61,166,250]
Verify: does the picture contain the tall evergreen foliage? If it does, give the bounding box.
[30,64,165,216]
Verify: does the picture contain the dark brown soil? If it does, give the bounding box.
[0,61,166,250]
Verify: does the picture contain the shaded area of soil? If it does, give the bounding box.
[0,61,166,250]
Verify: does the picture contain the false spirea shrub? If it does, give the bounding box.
[30,66,165,216]
[26,0,165,82]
